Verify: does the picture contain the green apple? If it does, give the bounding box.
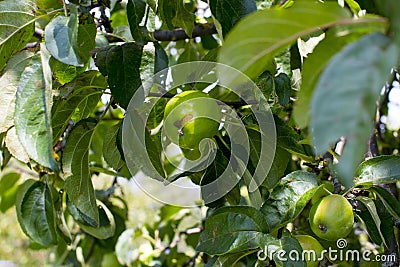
[309,194,354,241]
[163,90,221,150]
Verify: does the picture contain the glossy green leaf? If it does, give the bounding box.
[44,5,83,66]
[197,206,269,255]
[127,0,146,44]
[218,1,351,81]
[209,0,257,37]
[0,172,21,196]
[15,53,57,170]
[261,171,319,230]
[0,51,35,133]
[370,186,400,220]
[63,119,99,226]
[103,122,125,171]
[16,180,57,247]
[356,196,387,247]
[0,0,35,72]
[355,155,400,185]
[311,33,398,188]
[294,19,388,128]
[95,43,143,109]
[52,71,106,141]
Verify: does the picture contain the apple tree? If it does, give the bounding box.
[0,0,399,266]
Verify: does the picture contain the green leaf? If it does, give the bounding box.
[44,5,83,66]
[154,42,169,74]
[355,155,400,185]
[275,116,313,162]
[218,1,351,81]
[370,186,400,220]
[76,16,97,64]
[373,0,400,48]
[103,121,125,170]
[52,188,72,245]
[311,33,398,188]
[127,0,146,44]
[5,127,29,163]
[0,172,20,196]
[261,171,319,230]
[293,19,388,128]
[289,43,301,70]
[158,0,196,36]
[49,57,87,85]
[157,0,176,30]
[177,41,198,64]
[354,199,383,245]
[52,71,106,141]
[0,51,35,133]
[78,200,116,239]
[95,43,143,109]
[15,53,57,170]
[16,180,57,247]
[274,73,291,106]
[247,126,289,190]
[273,232,306,267]
[0,0,35,72]
[0,183,19,213]
[209,0,257,37]
[63,119,99,226]
[208,251,257,267]
[197,206,269,255]
[356,196,387,247]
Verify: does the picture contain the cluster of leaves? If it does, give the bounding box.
[0,0,400,266]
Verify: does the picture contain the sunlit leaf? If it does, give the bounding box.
[355,155,400,185]
[261,171,319,230]
[0,51,35,133]
[218,1,351,81]
[44,5,83,66]
[311,33,398,188]
[294,19,388,128]
[0,0,35,71]
[14,53,57,170]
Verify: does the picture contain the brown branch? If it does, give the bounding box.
[153,24,217,41]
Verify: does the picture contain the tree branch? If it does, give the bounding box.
[153,24,217,41]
